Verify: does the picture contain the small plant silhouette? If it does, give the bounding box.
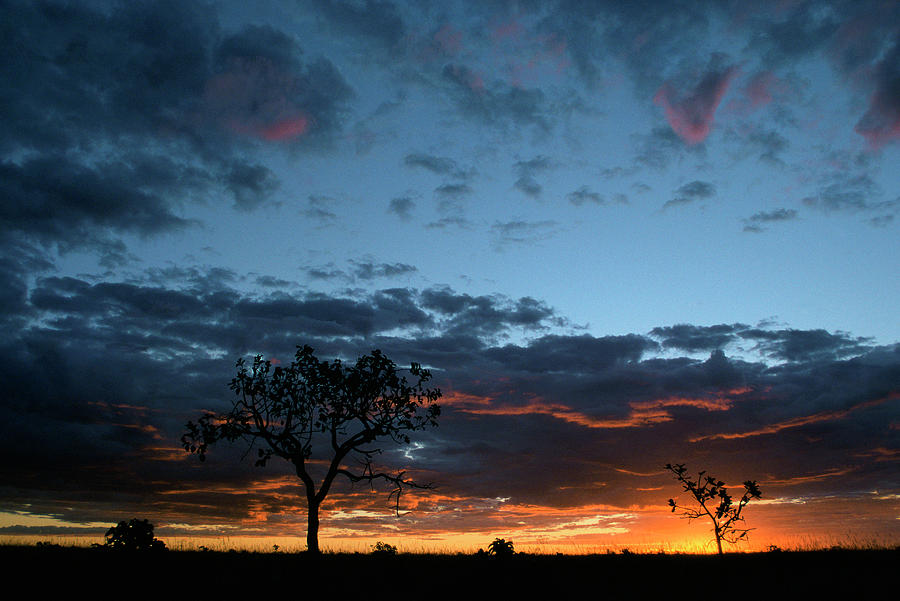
[371,541,398,556]
[102,518,167,551]
[665,463,761,555]
[487,538,515,557]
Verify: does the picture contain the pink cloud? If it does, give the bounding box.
[654,64,739,144]
[201,56,311,142]
[855,90,900,148]
[260,116,309,141]
[745,71,775,108]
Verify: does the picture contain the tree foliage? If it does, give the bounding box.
[103,518,167,551]
[183,345,441,554]
[665,463,762,555]
[487,538,515,557]
[371,541,398,556]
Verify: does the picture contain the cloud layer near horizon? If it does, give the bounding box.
[1,0,898,549]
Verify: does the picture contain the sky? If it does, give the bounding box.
[1,0,898,553]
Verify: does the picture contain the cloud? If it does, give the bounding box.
[426,216,473,230]
[310,0,407,54]
[566,186,604,206]
[0,155,194,255]
[304,195,339,223]
[1,264,897,527]
[0,1,356,267]
[404,153,462,176]
[654,58,738,144]
[513,156,553,198]
[441,64,551,133]
[225,162,280,211]
[745,129,790,164]
[663,180,716,210]
[433,183,473,213]
[388,196,416,220]
[802,173,897,215]
[351,261,417,280]
[742,208,798,232]
[855,39,900,148]
[738,328,874,363]
[204,25,353,144]
[633,126,705,170]
[650,323,749,353]
[490,220,558,249]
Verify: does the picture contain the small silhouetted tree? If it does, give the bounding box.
[371,541,398,556]
[665,463,762,555]
[487,538,515,557]
[183,345,441,554]
[103,518,167,551]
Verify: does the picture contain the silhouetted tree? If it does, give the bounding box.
[665,463,762,555]
[371,541,398,556]
[487,538,515,557]
[103,518,167,551]
[183,345,441,554]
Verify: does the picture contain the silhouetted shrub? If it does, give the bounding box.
[371,541,398,556]
[103,518,167,551]
[487,538,515,557]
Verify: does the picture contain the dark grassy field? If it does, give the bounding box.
[4,545,896,599]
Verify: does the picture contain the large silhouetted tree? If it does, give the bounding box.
[183,345,441,553]
[665,463,762,555]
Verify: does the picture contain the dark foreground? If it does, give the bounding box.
[5,545,896,599]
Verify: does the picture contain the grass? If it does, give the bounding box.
[4,541,897,598]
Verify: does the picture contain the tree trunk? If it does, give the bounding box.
[714,530,723,555]
[307,498,320,554]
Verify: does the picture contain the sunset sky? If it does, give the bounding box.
[1,0,898,553]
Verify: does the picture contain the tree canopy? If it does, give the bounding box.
[183,345,441,553]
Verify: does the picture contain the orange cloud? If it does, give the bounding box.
[446,387,750,430]
[691,391,899,442]
[762,466,857,486]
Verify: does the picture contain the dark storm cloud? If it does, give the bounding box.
[1,263,897,526]
[663,180,716,210]
[419,286,560,337]
[855,37,900,148]
[0,156,194,252]
[650,323,750,353]
[748,2,843,67]
[742,208,798,233]
[0,0,216,154]
[0,0,354,262]
[738,328,875,363]
[310,0,407,54]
